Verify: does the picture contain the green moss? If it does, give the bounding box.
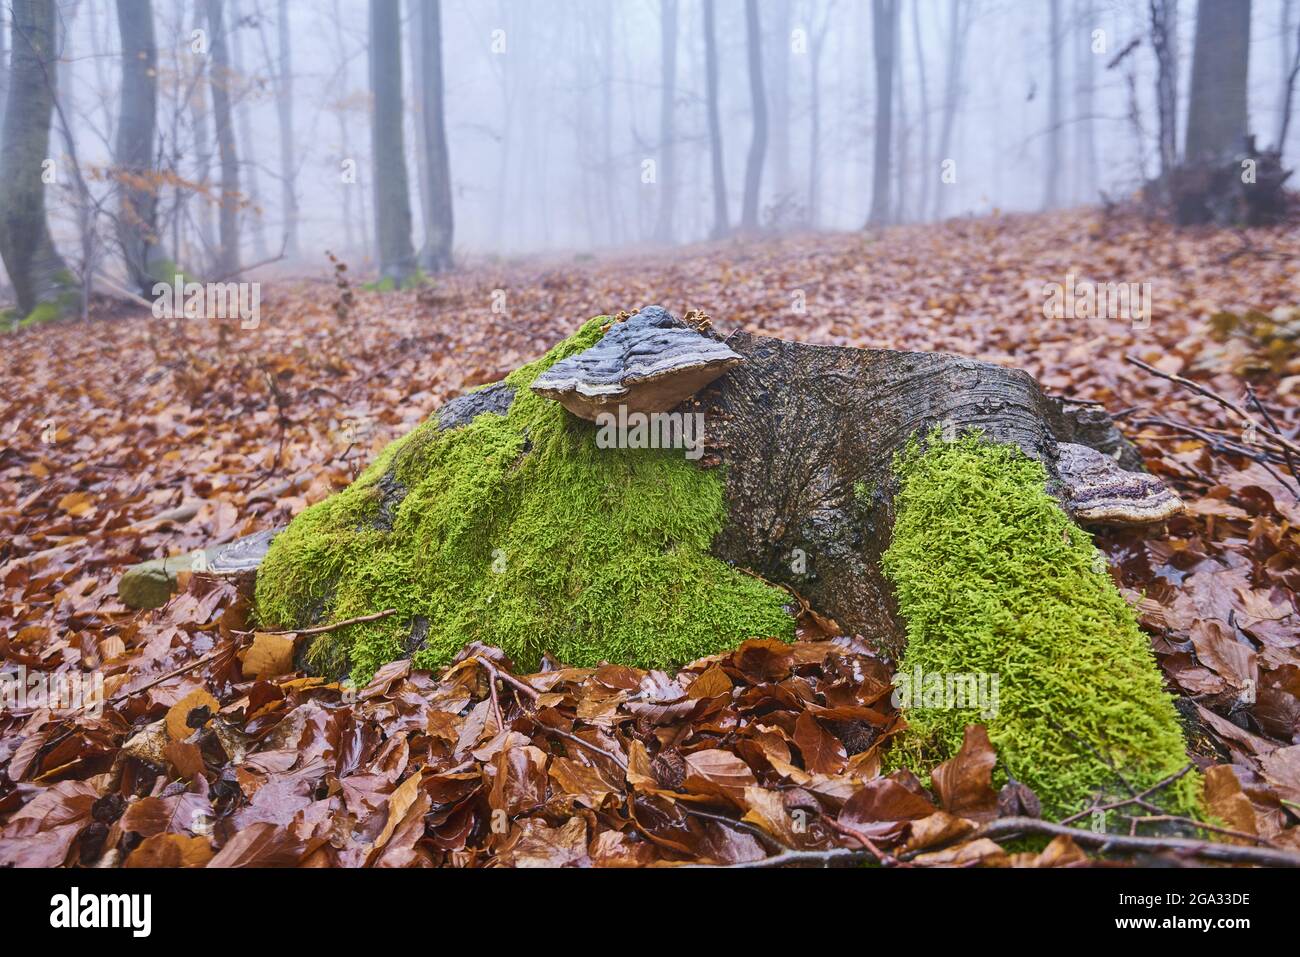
[255,316,794,683]
[881,433,1198,819]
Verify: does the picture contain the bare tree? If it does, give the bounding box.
[703,0,728,239]
[191,3,216,265]
[416,0,453,272]
[869,0,898,225]
[369,0,415,283]
[206,0,240,276]
[115,0,161,294]
[910,0,930,222]
[0,0,78,319]
[740,0,767,232]
[1075,0,1098,202]
[1185,0,1252,160]
[1149,0,1179,175]
[806,1,834,229]
[1277,0,1300,152]
[229,0,269,260]
[275,0,298,257]
[653,0,678,244]
[933,0,969,219]
[1043,0,1062,209]
[767,0,791,203]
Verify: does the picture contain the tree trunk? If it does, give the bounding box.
[1185,0,1252,160]
[1075,0,1097,202]
[767,0,791,205]
[910,0,930,223]
[229,0,269,261]
[368,0,415,284]
[933,0,966,220]
[1150,0,1180,176]
[1277,2,1300,152]
[417,0,453,272]
[869,0,898,225]
[191,2,216,269]
[1043,0,1062,209]
[329,0,356,254]
[114,0,161,295]
[739,0,767,232]
[276,0,298,258]
[206,0,240,277]
[703,0,729,239]
[0,5,9,135]
[652,0,678,244]
[0,0,77,318]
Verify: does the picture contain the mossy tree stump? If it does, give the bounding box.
[251,308,1195,817]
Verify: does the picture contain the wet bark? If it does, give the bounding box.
[697,331,1139,657]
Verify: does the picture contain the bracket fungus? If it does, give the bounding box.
[1053,442,1184,526]
[530,305,743,420]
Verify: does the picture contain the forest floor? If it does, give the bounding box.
[1,207,1298,867]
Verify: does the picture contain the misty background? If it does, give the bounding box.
[3,0,1299,294]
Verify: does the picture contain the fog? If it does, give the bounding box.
[16,0,1300,280]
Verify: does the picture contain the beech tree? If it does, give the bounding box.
[1185,0,1252,160]
[739,0,767,232]
[0,0,78,319]
[703,0,728,239]
[206,0,241,277]
[369,0,415,284]
[416,0,453,272]
[114,0,161,294]
[869,0,898,225]
[652,0,678,244]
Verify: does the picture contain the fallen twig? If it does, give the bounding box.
[239,608,399,637]
[1126,355,1300,458]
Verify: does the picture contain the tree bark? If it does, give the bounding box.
[416,0,453,272]
[739,0,767,232]
[206,0,241,277]
[703,0,729,239]
[368,0,415,284]
[114,0,160,295]
[869,0,898,225]
[1185,0,1252,160]
[652,0,678,244]
[0,0,77,318]
[698,331,1143,655]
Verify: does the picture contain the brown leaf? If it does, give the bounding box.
[793,712,847,774]
[931,725,999,818]
[165,688,219,742]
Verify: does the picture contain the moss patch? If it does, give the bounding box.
[255,316,794,683]
[881,433,1198,818]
